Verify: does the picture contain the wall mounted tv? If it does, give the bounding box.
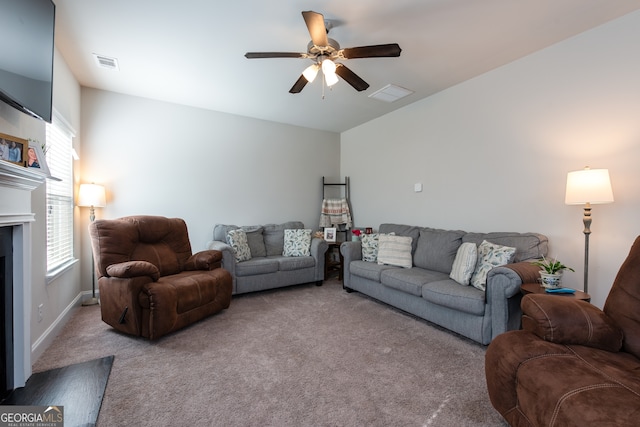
[0,0,56,123]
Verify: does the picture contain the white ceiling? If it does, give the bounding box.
[54,0,640,133]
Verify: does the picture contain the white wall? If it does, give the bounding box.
[0,47,82,357]
[341,11,640,307]
[80,89,341,251]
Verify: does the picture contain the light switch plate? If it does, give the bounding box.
[414,183,422,192]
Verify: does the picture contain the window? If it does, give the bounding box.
[45,111,76,274]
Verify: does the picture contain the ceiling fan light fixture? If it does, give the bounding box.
[324,71,339,87]
[302,64,320,82]
[321,58,336,75]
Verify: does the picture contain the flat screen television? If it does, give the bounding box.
[0,0,56,123]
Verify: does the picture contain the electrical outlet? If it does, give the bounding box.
[38,304,43,322]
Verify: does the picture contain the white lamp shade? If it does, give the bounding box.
[78,183,106,208]
[565,168,614,205]
[302,64,319,83]
[324,71,339,87]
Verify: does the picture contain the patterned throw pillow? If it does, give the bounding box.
[361,233,379,262]
[377,233,413,269]
[450,242,478,285]
[470,240,516,291]
[283,229,312,257]
[227,229,252,262]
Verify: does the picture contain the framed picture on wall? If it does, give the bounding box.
[27,140,51,177]
[324,227,337,243]
[0,132,28,167]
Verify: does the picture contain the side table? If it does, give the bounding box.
[325,242,343,282]
[520,283,591,302]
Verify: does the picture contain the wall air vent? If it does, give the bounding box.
[92,53,120,71]
[368,84,413,103]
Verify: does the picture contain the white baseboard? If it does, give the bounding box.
[30,290,99,364]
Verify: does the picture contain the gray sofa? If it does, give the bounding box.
[207,221,328,295]
[340,224,548,345]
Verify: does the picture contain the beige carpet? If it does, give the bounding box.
[33,279,506,426]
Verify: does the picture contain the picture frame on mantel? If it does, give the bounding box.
[26,141,51,177]
[0,132,28,167]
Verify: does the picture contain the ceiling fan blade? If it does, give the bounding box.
[289,75,308,93]
[302,11,328,47]
[341,43,402,59]
[335,64,369,91]
[245,52,305,59]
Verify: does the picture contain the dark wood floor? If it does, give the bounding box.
[1,355,113,427]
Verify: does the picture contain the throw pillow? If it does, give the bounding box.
[243,226,266,257]
[450,242,478,286]
[470,240,516,291]
[361,233,379,262]
[226,229,252,262]
[377,233,413,269]
[283,229,312,257]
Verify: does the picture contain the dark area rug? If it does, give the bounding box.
[2,355,114,427]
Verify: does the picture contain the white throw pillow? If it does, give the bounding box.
[283,229,312,257]
[361,233,379,262]
[377,234,413,268]
[450,242,478,285]
[470,240,516,291]
[226,229,252,262]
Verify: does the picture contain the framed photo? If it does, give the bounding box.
[27,140,51,177]
[324,227,337,243]
[0,132,28,167]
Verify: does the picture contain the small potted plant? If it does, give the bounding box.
[531,256,575,288]
[351,229,362,241]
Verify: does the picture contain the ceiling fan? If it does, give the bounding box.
[244,11,402,94]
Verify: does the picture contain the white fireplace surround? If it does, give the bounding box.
[0,160,46,389]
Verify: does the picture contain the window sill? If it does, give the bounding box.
[46,258,79,285]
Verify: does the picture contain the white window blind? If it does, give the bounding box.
[45,112,75,273]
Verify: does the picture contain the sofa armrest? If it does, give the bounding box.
[106,261,160,281]
[310,237,329,281]
[485,263,532,341]
[206,240,236,291]
[340,241,362,288]
[184,249,223,271]
[521,294,623,352]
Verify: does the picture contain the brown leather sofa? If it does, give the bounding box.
[89,215,232,340]
[485,235,640,426]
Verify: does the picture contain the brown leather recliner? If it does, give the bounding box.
[89,215,232,340]
[485,236,640,426]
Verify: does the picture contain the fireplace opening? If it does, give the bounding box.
[1,226,13,401]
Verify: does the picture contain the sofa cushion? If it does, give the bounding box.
[263,221,304,256]
[244,227,266,257]
[350,260,397,282]
[462,232,548,262]
[226,229,252,262]
[422,279,487,316]
[361,233,379,262]
[381,268,449,297]
[470,240,516,291]
[449,242,478,285]
[283,229,312,257]
[379,224,420,254]
[234,257,279,277]
[278,255,315,271]
[414,228,464,273]
[377,234,413,268]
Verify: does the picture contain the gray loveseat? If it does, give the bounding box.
[207,221,328,295]
[341,224,548,345]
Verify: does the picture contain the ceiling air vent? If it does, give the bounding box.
[92,53,119,71]
[369,84,413,102]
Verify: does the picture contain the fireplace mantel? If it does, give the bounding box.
[0,161,46,191]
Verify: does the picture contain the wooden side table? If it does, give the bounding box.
[520,283,591,302]
[325,242,343,282]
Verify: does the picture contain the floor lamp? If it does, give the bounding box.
[565,167,614,293]
[78,183,107,306]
